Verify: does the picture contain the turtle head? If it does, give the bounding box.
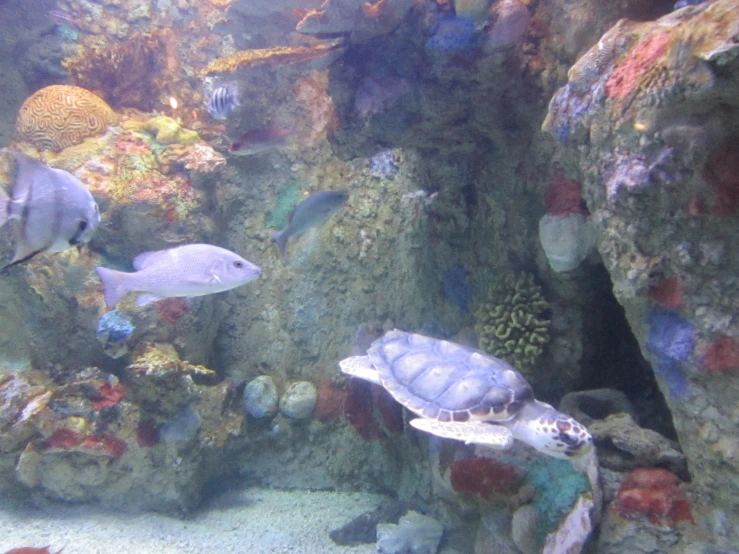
[511,400,593,460]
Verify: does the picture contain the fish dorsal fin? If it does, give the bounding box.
[133,249,170,270]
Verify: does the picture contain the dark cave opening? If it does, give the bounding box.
[580,264,679,442]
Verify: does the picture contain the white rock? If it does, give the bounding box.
[377,511,444,554]
[538,213,597,272]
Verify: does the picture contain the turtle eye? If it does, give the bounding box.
[559,432,580,446]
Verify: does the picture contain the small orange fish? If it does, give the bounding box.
[5,546,64,554]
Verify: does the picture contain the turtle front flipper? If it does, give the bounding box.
[409,419,515,449]
[339,355,383,385]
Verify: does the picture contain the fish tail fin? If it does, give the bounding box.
[270,230,288,256]
[0,185,9,229]
[95,266,131,309]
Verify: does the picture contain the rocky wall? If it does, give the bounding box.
[543,0,739,548]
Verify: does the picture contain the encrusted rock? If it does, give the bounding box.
[588,413,687,475]
[559,388,636,427]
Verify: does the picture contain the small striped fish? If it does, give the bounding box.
[206,84,240,120]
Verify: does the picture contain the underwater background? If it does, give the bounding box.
[0,0,738,552]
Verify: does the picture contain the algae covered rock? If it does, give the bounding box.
[474,271,550,372]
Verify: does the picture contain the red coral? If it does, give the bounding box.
[91,382,125,411]
[314,379,346,422]
[81,434,128,458]
[155,297,189,324]
[372,385,404,435]
[648,276,684,309]
[136,419,160,447]
[703,137,739,216]
[449,457,526,498]
[616,468,693,526]
[545,173,588,216]
[45,429,80,449]
[605,32,670,101]
[343,378,380,441]
[702,336,739,373]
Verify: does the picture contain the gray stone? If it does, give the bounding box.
[243,375,279,419]
[279,381,317,420]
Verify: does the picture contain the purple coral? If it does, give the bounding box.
[647,309,695,362]
[354,76,412,119]
[647,309,695,398]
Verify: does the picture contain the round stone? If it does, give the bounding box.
[279,381,317,420]
[243,375,279,419]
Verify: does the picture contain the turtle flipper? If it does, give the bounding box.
[409,419,514,449]
[339,355,383,385]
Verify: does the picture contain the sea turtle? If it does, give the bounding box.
[339,329,593,459]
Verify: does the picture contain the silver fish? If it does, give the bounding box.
[0,151,100,270]
[206,84,240,120]
[270,190,348,256]
[95,243,261,309]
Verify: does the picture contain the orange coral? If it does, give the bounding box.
[14,85,119,152]
[605,32,670,101]
[364,0,388,18]
[155,297,189,324]
[616,468,693,527]
[201,40,344,75]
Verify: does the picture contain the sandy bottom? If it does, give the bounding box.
[0,488,389,554]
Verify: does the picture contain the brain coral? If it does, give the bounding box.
[475,270,550,372]
[14,85,120,152]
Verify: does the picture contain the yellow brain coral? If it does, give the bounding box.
[475,270,550,373]
[14,85,120,152]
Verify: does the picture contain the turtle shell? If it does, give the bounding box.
[367,330,534,423]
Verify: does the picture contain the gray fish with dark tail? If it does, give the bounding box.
[95,243,261,309]
[270,190,348,256]
[0,150,100,270]
[206,84,240,120]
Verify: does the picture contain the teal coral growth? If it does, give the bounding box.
[526,457,590,543]
[267,180,303,229]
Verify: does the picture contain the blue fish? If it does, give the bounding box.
[270,191,348,255]
[206,84,240,120]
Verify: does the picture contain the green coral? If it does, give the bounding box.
[267,180,303,229]
[475,270,550,371]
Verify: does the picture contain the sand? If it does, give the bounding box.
[0,487,389,554]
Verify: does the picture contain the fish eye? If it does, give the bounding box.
[233,261,244,269]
